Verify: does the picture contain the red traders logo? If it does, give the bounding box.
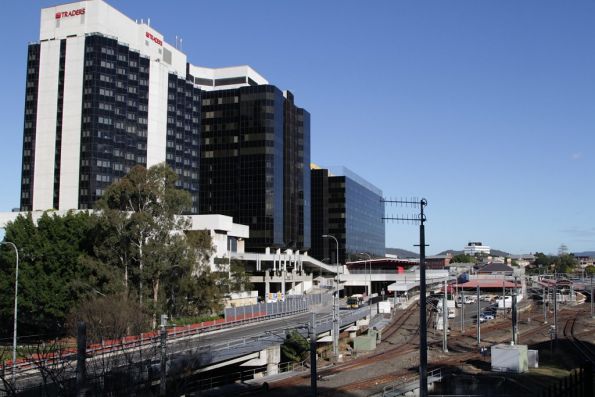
[55,8,85,19]
[145,32,163,46]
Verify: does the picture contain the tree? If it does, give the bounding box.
[451,254,475,263]
[281,330,309,363]
[68,293,149,341]
[95,164,217,326]
[213,259,253,294]
[0,211,100,337]
[555,254,577,274]
[533,252,553,270]
[585,265,595,276]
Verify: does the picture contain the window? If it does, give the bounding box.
[99,88,113,97]
[100,60,114,69]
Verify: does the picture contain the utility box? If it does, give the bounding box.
[354,329,378,352]
[491,344,528,373]
[528,349,539,368]
[353,335,376,351]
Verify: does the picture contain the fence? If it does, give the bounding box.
[539,363,593,397]
[224,293,330,322]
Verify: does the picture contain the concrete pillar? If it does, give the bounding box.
[281,271,286,299]
[265,274,270,301]
[266,345,281,376]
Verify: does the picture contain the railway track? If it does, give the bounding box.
[563,316,595,365]
[259,304,594,397]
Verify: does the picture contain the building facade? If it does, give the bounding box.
[197,84,311,252]
[464,241,491,256]
[20,0,310,252]
[310,166,385,264]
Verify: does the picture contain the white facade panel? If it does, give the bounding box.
[58,36,85,210]
[188,64,268,91]
[40,0,186,76]
[33,40,61,210]
[146,61,169,168]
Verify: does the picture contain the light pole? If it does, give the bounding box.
[1,241,19,383]
[590,274,593,319]
[322,234,340,360]
[359,252,372,297]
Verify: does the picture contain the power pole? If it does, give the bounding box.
[309,313,318,397]
[543,286,547,324]
[382,198,428,397]
[512,276,518,344]
[76,321,87,397]
[159,314,168,397]
[476,285,481,346]
[553,274,558,344]
[460,288,464,334]
[591,274,593,319]
[443,280,448,353]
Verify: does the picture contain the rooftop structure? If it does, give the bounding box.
[464,241,491,256]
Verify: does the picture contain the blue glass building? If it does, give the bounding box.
[311,166,385,264]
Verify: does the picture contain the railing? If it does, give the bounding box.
[224,293,330,322]
[382,368,443,396]
[5,293,332,376]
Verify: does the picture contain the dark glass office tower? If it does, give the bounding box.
[311,166,385,264]
[165,74,201,214]
[20,44,41,211]
[284,91,311,251]
[78,35,151,208]
[310,168,330,261]
[199,86,310,252]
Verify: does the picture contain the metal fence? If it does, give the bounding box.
[224,293,331,322]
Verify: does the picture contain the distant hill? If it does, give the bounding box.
[386,248,419,259]
[490,249,511,257]
[437,250,463,256]
[391,247,514,258]
[437,249,511,257]
[574,251,595,257]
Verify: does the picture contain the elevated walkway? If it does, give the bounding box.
[230,251,338,274]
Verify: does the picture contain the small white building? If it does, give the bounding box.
[186,214,249,270]
[491,344,529,373]
[464,241,491,256]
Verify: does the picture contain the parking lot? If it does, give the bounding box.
[452,296,499,331]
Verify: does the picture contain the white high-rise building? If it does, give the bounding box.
[20,0,266,213]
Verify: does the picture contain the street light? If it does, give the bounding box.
[322,234,340,360]
[1,241,19,383]
[359,252,372,297]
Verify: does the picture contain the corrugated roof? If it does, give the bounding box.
[478,262,514,273]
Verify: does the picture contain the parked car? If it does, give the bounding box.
[482,312,495,320]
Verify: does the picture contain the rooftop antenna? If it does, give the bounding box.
[147,18,150,27]
[179,37,183,51]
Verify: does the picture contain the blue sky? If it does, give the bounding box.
[1,0,594,255]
